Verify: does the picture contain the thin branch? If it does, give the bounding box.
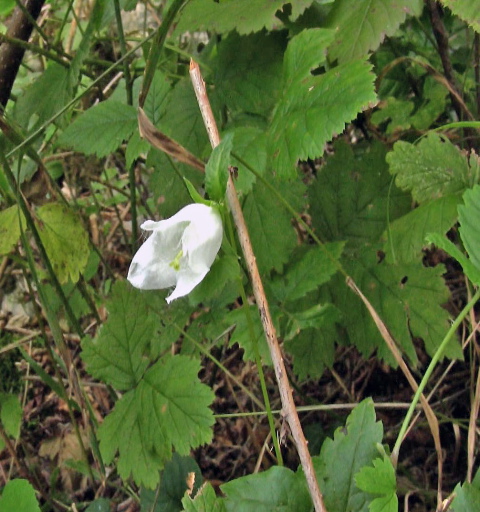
[189,59,327,512]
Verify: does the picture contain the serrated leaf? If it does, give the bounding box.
[0,205,25,256]
[98,355,214,489]
[14,64,74,129]
[214,31,286,115]
[140,453,203,512]
[384,195,461,263]
[205,133,234,201]
[57,101,138,157]
[139,355,215,455]
[439,0,480,33]
[269,52,376,177]
[0,480,41,512]
[36,203,90,284]
[285,305,341,380]
[81,281,155,390]
[98,390,164,488]
[450,470,480,512]
[309,140,410,249]
[229,125,267,195]
[0,393,22,439]
[314,399,383,512]
[326,0,423,63]
[356,457,398,512]
[227,306,271,364]
[334,251,461,365]
[271,242,345,303]
[221,466,312,512]
[283,28,334,86]
[386,133,474,204]
[242,180,297,273]
[458,185,480,270]
[176,0,314,35]
[142,71,171,125]
[182,482,226,512]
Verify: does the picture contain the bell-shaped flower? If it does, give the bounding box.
[127,203,223,303]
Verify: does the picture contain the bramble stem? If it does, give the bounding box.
[189,59,327,512]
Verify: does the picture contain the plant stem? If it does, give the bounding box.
[189,59,327,512]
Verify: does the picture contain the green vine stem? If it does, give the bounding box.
[392,286,480,461]
[189,59,327,512]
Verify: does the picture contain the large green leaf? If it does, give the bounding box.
[355,457,398,512]
[440,0,480,33]
[384,195,461,263]
[221,466,311,512]
[214,31,286,116]
[98,355,214,488]
[314,399,383,512]
[309,140,410,250]
[81,282,156,390]
[242,180,298,273]
[176,0,313,35]
[334,251,460,365]
[36,203,90,284]
[57,101,138,157]
[0,480,41,512]
[268,31,376,178]
[458,185,480,270]
[386,133,477,204]
[0,205,25,256]
[325,0,423,63]
[271,243,345,303]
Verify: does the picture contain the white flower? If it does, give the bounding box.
[127,204,223,303]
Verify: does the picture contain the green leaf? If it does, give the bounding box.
[439,0,480,33]
[370,97,414,135]
[14,64,74,129]
[384,195,461,263]
[0,393,22,439]
[285,305,341,380]
[98,390,164,488]
[221,466,312,512]
[182,482,226,512]
[0,205,25,256]
[386,133,474,204]
[458,185,480,270]
[426,233,480,286]
[227,306,271,364]
[309,140,410,249]
[214,31,286,116]
[326,0,423,63]
[205,133,234,201]
[242,180,297,273]
[176,0,314,35]
[81,281,155,390]
[283,28,335,86]
[269,40,376,177]
[229,125,268,195]
[140,453,203,512]
[271,242,344,303]
[356,457,398,512]
[57,101,138,157]
[84,498,111,512]
[314,399,384,512]
[98,355,214,488]
[0,480,41,512]
[450,470,480,512]
[335,251,461,365]
[36,203,90,284]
